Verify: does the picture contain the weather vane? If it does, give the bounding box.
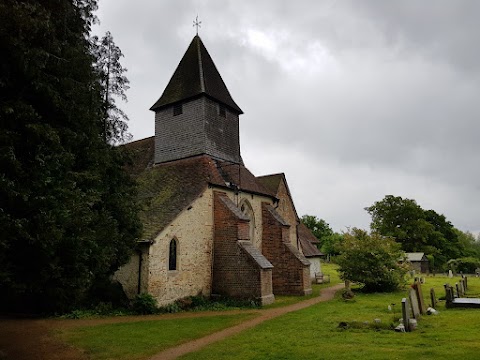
[193,15,202,35]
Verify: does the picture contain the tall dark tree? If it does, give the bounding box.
[0,0,140,313]
[92,31,131,144]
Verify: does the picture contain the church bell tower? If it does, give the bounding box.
[150,36,244,165]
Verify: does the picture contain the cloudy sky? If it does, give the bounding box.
[94,0,480,234]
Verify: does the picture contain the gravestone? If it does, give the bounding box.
[430,288,437,308]
[448,270,453,278]
[456,282,465,298]
[401,297,410,332]
[409,287,421,319]
[413,280,427,314]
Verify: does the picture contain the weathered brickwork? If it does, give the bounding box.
[154,97,242,165]
[212,191,274,305]
[274,178,300,249]
[261,203,312,296]
[146,190,215,306]
[228,192,274,251]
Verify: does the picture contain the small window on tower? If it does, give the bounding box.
[219,104,226,118]
[173,103,183,116]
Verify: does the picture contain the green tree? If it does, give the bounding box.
[365,195,465,269]
[365,195,433,252]
[320,232,344,257]
[301,215,333,241]
[0,0,140,313]
[92,31,131,144]
[336,229,408,292]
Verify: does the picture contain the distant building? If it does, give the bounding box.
[114,35,319,306]
[405,252,429,273]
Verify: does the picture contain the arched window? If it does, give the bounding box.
[169,239,177,271]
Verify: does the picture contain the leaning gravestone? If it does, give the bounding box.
[413,281,427,314]
[409,288,421,319]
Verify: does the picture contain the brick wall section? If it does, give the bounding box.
[154,96,242,164]
[213,191,274,305]
[261,203,312,296]
[274,178,299,249]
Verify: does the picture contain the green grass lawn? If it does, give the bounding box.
[60,267,480,360]
[179,274,480,360]
[59,313,256,360]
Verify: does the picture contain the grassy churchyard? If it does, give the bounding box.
[59,264,480,360]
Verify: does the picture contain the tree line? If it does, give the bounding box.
[0,0,140,313]
[302,195,480,291]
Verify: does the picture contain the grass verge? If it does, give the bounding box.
[59,313,256,360]
[179,275,480,360]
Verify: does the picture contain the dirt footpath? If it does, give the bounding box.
[0,284,343,360]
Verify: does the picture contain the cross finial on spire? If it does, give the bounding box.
[193,15,202,35]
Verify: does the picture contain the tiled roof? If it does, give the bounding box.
[150,36,243,114]
[297,223,320,244]
[256,173,283,195]
[136,156,217,240]
[123,136,155,175]
[214,159,276,197]
[298,237,324,258]
[125,137,276,240]
[298,223,324,257]
[406,252,427,262]
[256,173,299,221]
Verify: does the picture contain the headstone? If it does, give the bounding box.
[413,281,427,314]
[448,270,453,278]
[444,284,454,303]
[430,288,437,308]
[409,287,421,319]
[401,298,410,332]
[456,282,464,298]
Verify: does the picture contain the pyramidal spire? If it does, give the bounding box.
[150,36,243,114]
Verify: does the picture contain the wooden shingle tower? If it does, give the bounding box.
[150,36,244,165]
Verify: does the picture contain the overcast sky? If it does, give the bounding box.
[94,0,480,234]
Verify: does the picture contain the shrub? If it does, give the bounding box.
[132,293,158,315]
[336,228,408,292]
[451,257,480,274]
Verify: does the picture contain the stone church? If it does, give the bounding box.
[114,35,322,306]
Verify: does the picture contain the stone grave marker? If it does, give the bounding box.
[413,280,427,314]
[401,297,410,332]
[448,270,453,278]
[409,287,421,319]
[430,288,437,308]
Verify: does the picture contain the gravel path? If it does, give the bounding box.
[0,284,343,360]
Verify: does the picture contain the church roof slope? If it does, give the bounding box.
[123,136,155,176]
[298,224,324,257]
[256,173,283,195]
[136,155,222,240]
[297,223,321,245]
[214,159,276,197]
[150,35,243,114]
[125,137,277,240]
